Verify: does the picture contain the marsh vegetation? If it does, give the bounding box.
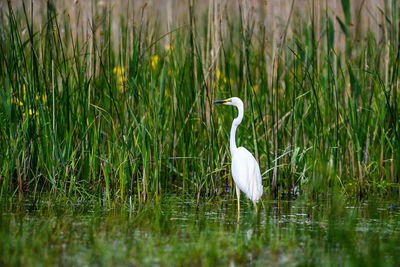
[1,0,400,265]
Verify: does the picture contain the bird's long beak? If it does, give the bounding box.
[213,99,230,104]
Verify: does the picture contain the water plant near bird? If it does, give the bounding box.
[0,0,399,206]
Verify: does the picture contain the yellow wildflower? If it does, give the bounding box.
[118,75,126,84]
[34,93,48,104]
[23,84,26,95]
[151,55,159,70]
[216,69,233,86]
[113,66,125,75]
[28,108,37,116]
[117,74,126,93]
[113,66,127,94]
[11,97,23,106]
[24,108,38,117]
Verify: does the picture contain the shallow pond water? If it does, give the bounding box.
[1,196,400,266]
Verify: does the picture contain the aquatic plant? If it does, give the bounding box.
[0,0,399,206]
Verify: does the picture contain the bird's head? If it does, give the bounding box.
[213,97,243,107]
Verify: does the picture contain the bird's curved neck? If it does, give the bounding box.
[230,104,243,154]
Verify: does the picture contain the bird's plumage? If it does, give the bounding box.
[213,97,263,218]
[231,147,263,202]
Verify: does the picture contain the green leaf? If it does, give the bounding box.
[0,81,11,119]
[377,7,392,25]
[336,16,348,36]
[159,62,166,107]
[327,17,335,49]
[341,0,351,25]
[348,63,360,99]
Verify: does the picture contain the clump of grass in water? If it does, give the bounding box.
[0,0,399,206]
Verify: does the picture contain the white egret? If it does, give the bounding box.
[213,97,263,219]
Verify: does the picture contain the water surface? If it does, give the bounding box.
[1,196,399,266]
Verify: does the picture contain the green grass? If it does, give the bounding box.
[0,0,400,206]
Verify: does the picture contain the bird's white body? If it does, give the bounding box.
[213,97,263,217]
[231,147,263,203]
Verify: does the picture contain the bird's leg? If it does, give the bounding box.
[253,201,258,213]
[237,198,240,220]
[236,185,240,221]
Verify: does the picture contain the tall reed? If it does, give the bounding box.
[0,0,399,205]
